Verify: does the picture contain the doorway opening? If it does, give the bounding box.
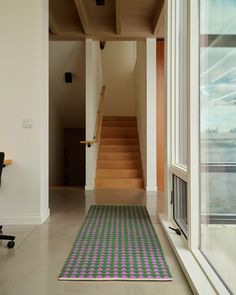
[49,41,86,206]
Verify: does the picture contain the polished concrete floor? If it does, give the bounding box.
[201,224,236,293]
[0,188,192,295]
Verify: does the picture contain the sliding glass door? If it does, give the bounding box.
[200,0,236,292]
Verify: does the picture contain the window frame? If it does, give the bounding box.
[171,0,188,170]
[166,0,189,240]
[165,0,232,293]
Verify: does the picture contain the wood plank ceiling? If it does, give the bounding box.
[49,0,164,40]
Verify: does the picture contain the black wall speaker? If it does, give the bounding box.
[100,41,106,50]
[65,72,72,83]
[96,0,105,5]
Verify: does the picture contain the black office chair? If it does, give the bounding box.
[0,152,15,248]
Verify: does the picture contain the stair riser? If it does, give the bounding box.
[97,161,141,169]
[100,139,139,145]
[99,145,139,152]
[95,179,144,189]
[97,169,142,178]
[98,153,140,160]
[102,127,138,132]
[101,133,138,138]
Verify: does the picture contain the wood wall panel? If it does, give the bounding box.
[156,40,165,192]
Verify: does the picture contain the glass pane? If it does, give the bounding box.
[176,0,187,167]
[200,0,236,35]
[200,1,236,293]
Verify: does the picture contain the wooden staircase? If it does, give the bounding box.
[95,116,144,189]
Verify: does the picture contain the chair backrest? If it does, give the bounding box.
[0,152,5,186]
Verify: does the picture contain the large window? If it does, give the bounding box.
[200,0,236,293]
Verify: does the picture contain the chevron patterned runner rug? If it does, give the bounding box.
[59,205,172,281]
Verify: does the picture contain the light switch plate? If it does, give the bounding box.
[22,118,34,128]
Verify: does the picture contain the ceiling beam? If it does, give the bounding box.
[154,6,164,38]
[74,0,90,35]
[49,32,156,41]
[49,33,85,41]
[153,0,164,35]
[89,32,155,41]
[49,5,59,35]
[116,0,122,35]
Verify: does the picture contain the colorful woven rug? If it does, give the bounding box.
[59,205,172,281]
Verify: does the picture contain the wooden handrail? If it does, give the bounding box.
[4,159,13,165]
[80,85,106,147]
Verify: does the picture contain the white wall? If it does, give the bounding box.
[49,41,85,186]
[146,39,157,191]
[101,42,136,116]
[85,40,103,190]
[135,39,157,192]
[135,41,147,185]
[0,0,49,224]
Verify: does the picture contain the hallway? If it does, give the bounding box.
[0,188,192,295]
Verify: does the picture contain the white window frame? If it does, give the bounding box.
[165,0,188,234]
[188,0,199,251]
[171,0,188,173]
[163,0,232,293]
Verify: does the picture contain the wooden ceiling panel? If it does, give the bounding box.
[50,0,84,34]
[123,0,158,18]
[49,0,164,40]
[122,0,159,33]
[83,0,116,32]
[84,0,115,18]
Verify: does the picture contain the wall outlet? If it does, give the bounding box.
[22,118,34,128]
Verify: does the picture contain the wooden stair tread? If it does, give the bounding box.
[103,116,136,121]
[102,121,137,127]
[97,169,142,178]
[97,160,141,163]
[97,160,142,169]
[102,126,137,131]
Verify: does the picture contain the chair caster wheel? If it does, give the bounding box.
[7,241,15,249]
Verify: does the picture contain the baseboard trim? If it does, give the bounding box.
[146,192,157,217]
[146,185,158,192]
[41,208,50,223]
[85,185,94,191]
[0,208,51,225]
[0,215,42,225]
